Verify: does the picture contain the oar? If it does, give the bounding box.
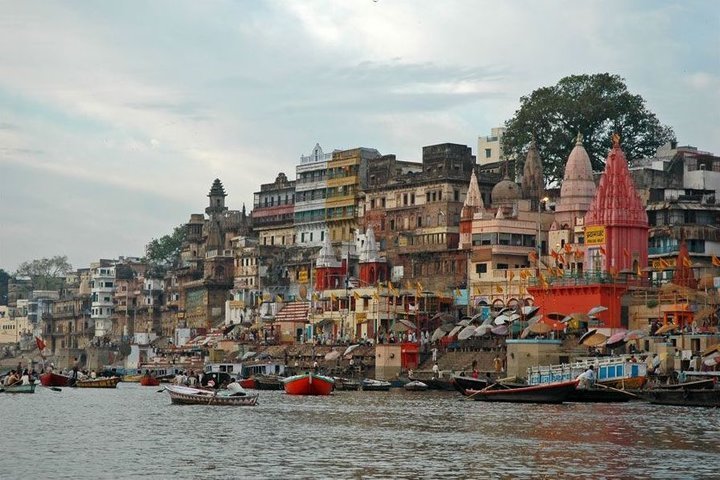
[49,387,62,392]
[463,382,498,400]
[595,382,644,400]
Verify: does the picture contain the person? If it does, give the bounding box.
[349,357,355,372]
[313,360,319,373]
[226,377,246,396]
[90,370,97,379]
[4,370,16,386]
[577,365,596,389]
[493,355,503,374]
[431,347,438,363]
[629,355,637,363]
[432,362,440,379]
[471,368,479,379]
[20,369,31,385]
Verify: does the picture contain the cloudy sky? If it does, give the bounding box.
[1,0,718,273]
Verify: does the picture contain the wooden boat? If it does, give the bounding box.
[140,375,161,387]
[239,378,257,389]
[600,376,647,390]
[451,375,490,395]
[165,385,259,406]
[567,387,635,403]
[2,383,37,393]
[333,377,360,391]
[361,379,392,391]
[122,374,144,383]
[642,388,720,407]
[404,381,428,391]
[283,373,335,396]
[528,357,647,390]
[255,375,284,390]
[466,380,580,404]
[75,376,122,388]
[651,379,715,390]
[40,372,72,387]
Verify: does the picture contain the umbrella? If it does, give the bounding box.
[473,325,493,337]
[458,319,471,327]
[703,353,720,367]
[495,306,514,316]
[546,312,566,321]
[587,305,608,316]
[325,350,340,361]
[440,322,456,333]
[431,327,446,342]
[569,312,591,323]
[343,344,360,357]
[526,315,542,326]
[694,306,715,323]
[469,312,486,324]
[520,326,532,339]
[521,305,540,317]
[579,329,598,345]
[509,313,522,322]
[655,323,678,336]
[606,331,627,345]
[583,332,608,347]
[241,351,257,360]
[491,325,509,336]
[448,325,464,338]
[432,312,456,324]
[493,315,511,325]
[624,329,647,342]
[458,325,476,341]
[529,322,552,334]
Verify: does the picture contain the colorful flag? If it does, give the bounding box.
[599,246,606,256]
[353,290,362,301]
[416,281,424,292]
[528,251,538,262]
[682,257,693,268]
[712,255,720,267]
[508,271,515,282]
[496,285,503,293]
[372,290,380,302]
[551,250,559,260]
[659,258,669,269]
[574,249,584,259]
[331,293,337,303]
[564,243,573,253]
[35,336,46,352]
[275,294,283,303]
[623,248,630,258]
[454,288,461,297]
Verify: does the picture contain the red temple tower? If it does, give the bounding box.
[314,235,344,291]
[358,228,387,286]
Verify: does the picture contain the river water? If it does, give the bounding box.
[1,383,718,479]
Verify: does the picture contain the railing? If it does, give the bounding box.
[528,356,647,385]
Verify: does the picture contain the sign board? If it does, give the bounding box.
[585,225,606,245]
[228,300,245,309]
[391,266,404,282]
[298,270,309,284]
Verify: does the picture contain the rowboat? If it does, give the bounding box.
[642,388,720,407]
[75,376,122,388]
[361,379,392,391]
[239,378,257,389]
[466,380,580,404]
[139,375,161,387]
[40,372,72,387]
[404,381,428,391]
[283,373,335,396]
[568,387,635,403]
[451,375,491,395]
[165,385,259,406]
[2,383,37,394]
[333,377,360,391]
[255,375,284,390]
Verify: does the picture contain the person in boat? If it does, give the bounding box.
[313,360,319,373]
[4,370,18,386]
[577,365,596,389]
[20,369,31,385]
[226,377,246,396]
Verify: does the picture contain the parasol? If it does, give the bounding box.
[654,323,678,336]
[431,327,446,343]
[624,329,647,342]
[493,315,511,325]
[526,315,542,326]
[491,324,509,336]
[432,312,457,324]
[605,331,627,349]
[458,319,471,327]
[448,325,464,338]
[520,326,532,339]
[702,344,720,357]
[583,332,608,347]
[458,325,477,341]
[587,305,608,316]
[473,325,493,337]
[325,350,340,361]
[569,312,590,323]
[702,353,720,367]
[509,313,522,322]
[529,322,552,334]
[694,306,715,323]
[579,329,598,345]
[440,322,456,333]
[343,344,360,357]
[521,305,540,317]
[241,351,257,360]
[546,312,566,321]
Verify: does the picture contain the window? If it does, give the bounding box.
[390,219,395,230]
[410,193,415,205]
[496,263,509,270]
[381,197,386,208]
[454,190,459,201]
[476,263,487,274]
[417,217,422,227]
[485,148,492,158]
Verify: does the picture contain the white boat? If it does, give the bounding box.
[165,385,259,406]
[362,379,392,391]
[404,380,428,391]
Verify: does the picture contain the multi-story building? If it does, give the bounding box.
[252,172,296,247]
[477,127,506,165]
[90,260,116,338]
[295,144,333,248]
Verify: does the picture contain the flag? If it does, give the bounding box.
[574,249,584,259]
[262,292,271,301]
[623,248,630,258]
[599,246,606,256]
[416,281,424,292]
[35,336,46,352]
[454,288,461,297]
[682,257,693,268]
[496,285,503,293]
[406,280,412,290]
[331,293,337,303]
[557,254,566,264]
[508,271,515,282]
[564,243,573,253]
[372,290,380,302]
[388,281,394,293]
[519,270,527,280]
[712,255,720,267]
[275,294,283,303]
[659,258,670,269]
[528,251,538,262]
[637,263,643,276]
[353,290,361,301]
[551,250,559,260]
[652,260,662,271]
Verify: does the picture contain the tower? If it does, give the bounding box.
[206,178,228,217]
[459,169,484,250]
[521,139,544,208]
[358,228,387,285]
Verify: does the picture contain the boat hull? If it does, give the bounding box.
[362,379,392,391]
[166,385,259,406]
[39,372,72,387]
[2,384,36,393]
[75,377,122,388]
[568,388,633,403]
[404,381,428,391]
[283,373,335,396]
[452,375,490,395]
[333,377,360,391]
[140,376,161,387]
[643,389,720,407]
[466,380,580,404]
[255,376,284,390]
[599,377,647,390]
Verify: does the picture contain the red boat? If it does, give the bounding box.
[465,380,580,404]
[239,378,257,389]
[140,375,160,387]
[40,372,72,387]
[283,373,335,396]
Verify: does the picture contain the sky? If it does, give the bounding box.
[1,0,718,273]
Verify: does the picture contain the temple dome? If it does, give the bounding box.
[557,134,596,213]
[491,176,521,205]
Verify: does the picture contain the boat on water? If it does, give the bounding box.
[122,374,144,383]
[255,375,285,390]
[642,388,720,407]
[528,356,647,390]
[333,377,360,391]
[165,385,259,406]
[451,375,491,395]
[362,379,392,391]
[404,381,428,391]
[139,375,161,387]
[283,373,335,396]
[2,383,37,394]
[75,376,122,388]
[39,372,73,387]
[239,378,257,389]
[466,380,580,404]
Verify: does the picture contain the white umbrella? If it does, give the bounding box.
[343,344,360,357]
[473,325,493,337]
[241,351,257,360]
[458,325,476,341]
[325,350,340,361]
[431,327,446,342]
[509,313,522,323]
[448,325,464,337]
[588,305,608,316]
[493,315,511,325]
[458,319,471,327]
[521,305,540,317]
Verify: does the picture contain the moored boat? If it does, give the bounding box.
[528,356,647,391]
[333,377,360,391]
[255,375,285,390]
[75,376,122,388]
[451,375,491,395]
[165,385,259,406]
[239,378,257,389]
[568,386,635,403]
[642,388,720,407]
[361,379,392,391]
[40,372,72,387]
[404,380,428,391]
[283,373,335,396]
[140,375,161,387]
[2,383,37,394]
[466,380,580,404]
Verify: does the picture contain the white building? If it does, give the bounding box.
[91,262,116,337]
[294,143,334,247]
[477,127,506,165]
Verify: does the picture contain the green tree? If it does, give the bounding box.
[0,268,9,305]
[14,255,72,290]
[145,225,187,268]
[502,73,675,185]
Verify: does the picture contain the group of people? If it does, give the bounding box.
[2,368,34,387]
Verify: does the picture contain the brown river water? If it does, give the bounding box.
[1,383,718,479]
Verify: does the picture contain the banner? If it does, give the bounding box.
[585,226,606,245]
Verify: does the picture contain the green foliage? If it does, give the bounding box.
[145,224,187,268]
[502,73,676,185]
[14,256,72,290]
[0,269,9,305]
